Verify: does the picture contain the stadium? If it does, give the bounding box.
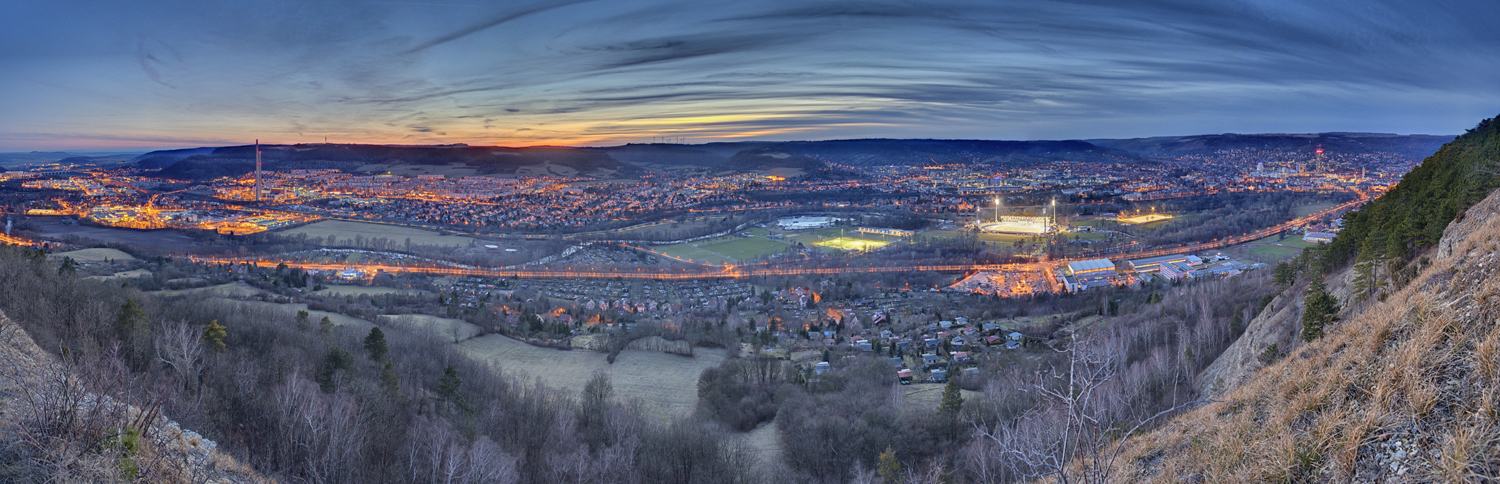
[976,215,1055,234]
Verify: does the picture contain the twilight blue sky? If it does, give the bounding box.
[3,0,1499,151]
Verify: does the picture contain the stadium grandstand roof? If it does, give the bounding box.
[1067,259,1115,274]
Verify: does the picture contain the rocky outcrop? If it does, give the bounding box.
[0,310,271,483]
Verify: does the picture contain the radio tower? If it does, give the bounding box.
[255,139,262,203]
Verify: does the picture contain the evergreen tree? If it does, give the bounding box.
[1301,278,1340,342]
[877,446,902,484]
[319,316,334,336]
[380,361,399,393]
[363,327,388,361]
[202,320,227,353]
[317,347,353,392]
[939,378,964,415]
[436,365,462,402]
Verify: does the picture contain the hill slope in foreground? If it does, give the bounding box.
[0,310,268,483]
[1110,187,1500,482]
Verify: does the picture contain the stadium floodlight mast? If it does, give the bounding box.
[994,198,1000,223]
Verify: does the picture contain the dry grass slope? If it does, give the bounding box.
[1110,189,1500,483]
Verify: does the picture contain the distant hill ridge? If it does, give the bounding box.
[133,133,1453,181]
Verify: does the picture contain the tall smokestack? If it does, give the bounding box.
[255,139,262,202]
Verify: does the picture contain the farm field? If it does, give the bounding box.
[279,220,477,247]
[457,334,728,419]
[652,243,734,265]
[377,314,480,342]
[316,285,432,297]
[50,248,136,262]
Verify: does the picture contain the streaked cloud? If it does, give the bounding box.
[1,0,1498,150]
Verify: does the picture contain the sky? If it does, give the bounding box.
[3,0,1499,151]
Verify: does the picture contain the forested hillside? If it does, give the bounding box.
[1325,115,1500,267]
[0,246,753,483]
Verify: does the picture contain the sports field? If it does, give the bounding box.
[1246,244,1301,261]
[279,220,477,247]
[1118,213,1174,225]
[701,236,789,260]
[652,243,734,265]
[1294,202,1338,217]
[814,236,890,251]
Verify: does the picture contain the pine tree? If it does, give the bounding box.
[363,327,388,361]
[380,361,399,393]
[319,316,334,336]
[1301,278,1340,342]
[436,365,462,401]
[939,378,964,415]
[877,446,902,484]
[202,320,227,353]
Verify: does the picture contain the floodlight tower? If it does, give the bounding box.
[255,139,262,202]
[1050,198,1058,232]
[994,197,1001,223]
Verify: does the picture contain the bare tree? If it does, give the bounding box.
[156,319,204,400]
[976,334,1209,484]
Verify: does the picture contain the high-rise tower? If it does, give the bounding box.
[255,139,262,202]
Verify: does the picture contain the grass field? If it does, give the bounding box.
[611,217,720,237]
[279,220,477,247]
[700,237,789,260]
[1246,244,1302,261]
[316,285,432,297]
[652,243,735,265]
[1294,202,1338,217]
[50,248,135,262]
[814,236,890,251]
[204,298,375,333]
[779,227,844,244]
[377,314,480,342]
[1068,231,1115,240]
[84,269,151,281]
[152,282,268,298]
[457,334,728,419]
[1252,234,1318,249]
[1118,213,1174,225]
[925,229,1037,243]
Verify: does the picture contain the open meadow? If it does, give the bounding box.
[377,314,481,342]
[457,334,728,419]
[50,247,136,262]
[316,285,432,297]
[279,220,478,247]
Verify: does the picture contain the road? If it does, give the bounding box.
[9,193,1368,284]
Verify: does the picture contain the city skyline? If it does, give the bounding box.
[3,0,1499,151]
